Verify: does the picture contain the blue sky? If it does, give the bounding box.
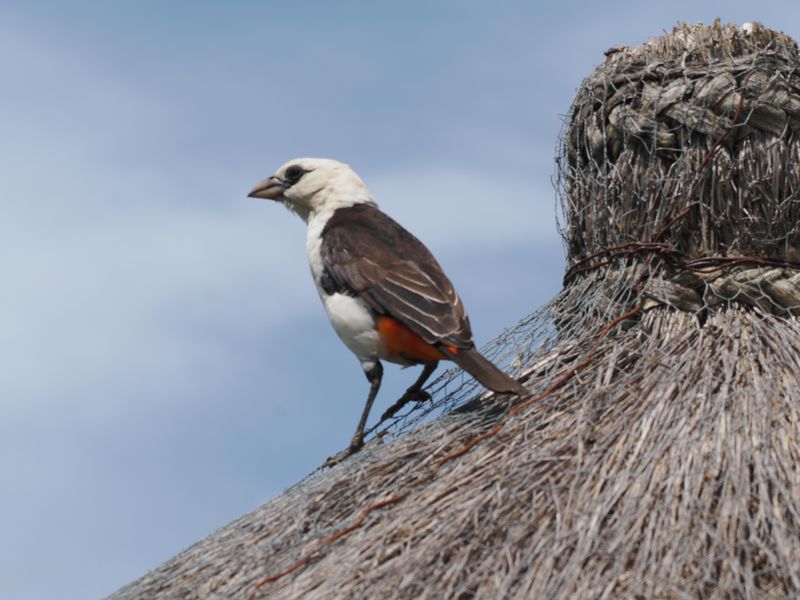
[2,2,798,599]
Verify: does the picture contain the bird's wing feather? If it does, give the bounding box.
[320,203,473,347]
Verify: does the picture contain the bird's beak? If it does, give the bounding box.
[247,176,284,200]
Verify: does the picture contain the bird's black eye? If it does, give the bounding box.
[284,165,307,185]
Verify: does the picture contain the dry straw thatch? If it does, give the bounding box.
[110,22,800,600]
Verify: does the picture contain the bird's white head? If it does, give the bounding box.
[248,158,375,222]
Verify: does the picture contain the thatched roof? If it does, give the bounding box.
[110,22,800,599]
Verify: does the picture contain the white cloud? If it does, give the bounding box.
[368,165,559,246]
[0,198,314,407]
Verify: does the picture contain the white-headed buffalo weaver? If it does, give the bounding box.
[249,158,525,462]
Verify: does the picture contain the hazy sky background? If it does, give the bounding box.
[2,2,798,599]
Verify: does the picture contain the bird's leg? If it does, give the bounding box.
[349,361,383,451]
[379,361,438,422]
[322,361,383,468]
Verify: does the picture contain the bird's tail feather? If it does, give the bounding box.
[441,347,526,395]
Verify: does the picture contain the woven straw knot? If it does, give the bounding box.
[622,264,800,316]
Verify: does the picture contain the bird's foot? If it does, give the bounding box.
[407,386,432,403]
[379,386,432,422]
[321,436,364,469]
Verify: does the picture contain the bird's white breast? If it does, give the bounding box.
[321,293,381,365]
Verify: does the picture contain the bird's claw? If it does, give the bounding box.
[321,437,364,469]
[379,387,432,422]
[404,388,431,404]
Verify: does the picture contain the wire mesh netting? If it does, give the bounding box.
[110,21,800,600]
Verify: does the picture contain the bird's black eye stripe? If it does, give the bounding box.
[284,165,309,186]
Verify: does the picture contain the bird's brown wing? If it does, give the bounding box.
[320,203,473,348]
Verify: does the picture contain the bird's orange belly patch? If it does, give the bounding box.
[376,316,457,364]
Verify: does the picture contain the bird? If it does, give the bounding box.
[248,158,525,462]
